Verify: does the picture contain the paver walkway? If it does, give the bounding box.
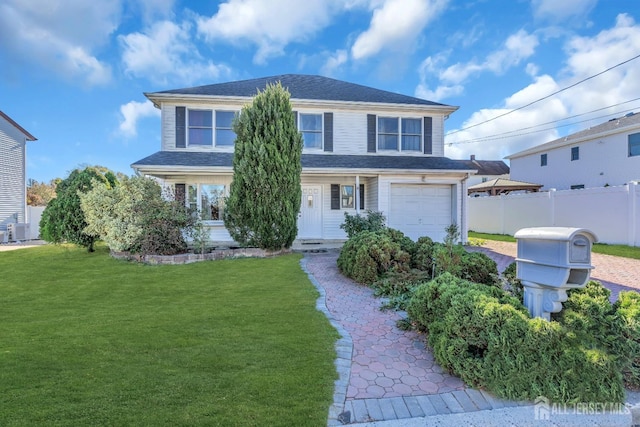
[302,242,640,425]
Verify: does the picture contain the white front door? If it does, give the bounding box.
[298,185,323,239]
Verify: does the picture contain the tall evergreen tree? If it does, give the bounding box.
[224,82,303,250]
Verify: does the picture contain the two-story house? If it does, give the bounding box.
[132,75,475,244]
[0,110,37,239]
[507,112,640,190]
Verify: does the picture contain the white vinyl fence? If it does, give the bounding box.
[468,181,640,246]
[27,206,45,240]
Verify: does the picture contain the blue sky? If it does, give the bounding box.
[1,0,639,182]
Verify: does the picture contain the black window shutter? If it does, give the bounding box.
[423,116,433,155]
[367,114,376,153]
[176,107,186,148]
[359,184,365,210]
[175,183,186,204]
[324,112,333,152]
[331,184,340,210]
[292,111,298,128]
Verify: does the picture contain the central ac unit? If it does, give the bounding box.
[8,223,30,241]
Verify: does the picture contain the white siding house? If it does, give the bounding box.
[0,111,37,234]
[507,112,640,190]
[132,75,476,244]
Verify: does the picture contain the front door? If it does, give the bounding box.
[298,185,323,239]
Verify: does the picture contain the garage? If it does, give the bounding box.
[388,184,453,242]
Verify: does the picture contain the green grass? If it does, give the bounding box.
[469,231,640,260]
[0,245,338,426]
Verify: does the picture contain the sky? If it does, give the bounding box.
[1,0,639,183]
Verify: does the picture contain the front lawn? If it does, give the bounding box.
[469,231,640,260]
[0,245,337,426]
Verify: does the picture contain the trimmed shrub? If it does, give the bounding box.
[616,291,640,389]
[407,274,626,403]
[411,236,436,272]
[337,230,411,284]
[502,262,524,301]
[340,210,386,238]
[372,268,432,311]
[459,252,499,286]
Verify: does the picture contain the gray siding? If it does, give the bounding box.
[0,116,27,231]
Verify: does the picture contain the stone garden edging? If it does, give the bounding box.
[111,247,291,265]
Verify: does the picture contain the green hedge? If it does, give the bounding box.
[407,274,627,403]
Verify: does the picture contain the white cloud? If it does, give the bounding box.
[119,100,160,137]
[444,14,640,161]
[321,49,349,76]
[531,0,597,22]
[351,0,448,60]
[119,20,232,85]
[0,0,118,85]
[416,29,538,103]
[197,0,339,64]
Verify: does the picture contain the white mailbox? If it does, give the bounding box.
[514,227,597,320]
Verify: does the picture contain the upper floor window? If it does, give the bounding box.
[629,132,640,157]
[378,117,422,151]
[215,111,236,146]
[540,153,547,166]
[571,146,579,161]
[188,110,213,146]
[300,113,322,149]
[186,109,237,147]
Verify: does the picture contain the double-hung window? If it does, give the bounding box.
[188,110,213,146]
[215,111,236,146]
[186,109,237,147]
[300,113,323,149]
[401,118,422,151]
[629,133,640,157]
[187,184,225,221]
[378,117,422,151]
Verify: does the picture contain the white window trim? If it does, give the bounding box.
[215,110,237,148]
[186,109,238,149]
[187,183,226,224]
[298,112,324,151]
[187,109,213,148]
[377,116,423,152]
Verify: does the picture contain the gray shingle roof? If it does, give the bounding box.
[507,112,640,159]
[150,74,450,107]
[461,159,509,175]
[132,151,474,172]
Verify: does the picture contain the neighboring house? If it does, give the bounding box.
[132,74,476,244]
[506,112,640,190]
[461,155,509,187]
[0,110,37,235]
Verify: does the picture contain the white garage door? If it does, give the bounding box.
[388,184,453,242]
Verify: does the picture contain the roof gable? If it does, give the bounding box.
[0,110,37,141]
[149,74,455,108]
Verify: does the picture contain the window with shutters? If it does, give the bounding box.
[184,108,237,147]
[377,117,422,152]
[188,110,213,146]
[331,184,365,210]
[299,113,322,149]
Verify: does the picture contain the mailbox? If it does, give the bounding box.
[514,227,597,320]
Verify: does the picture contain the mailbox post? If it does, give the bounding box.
[514,227,597,320]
